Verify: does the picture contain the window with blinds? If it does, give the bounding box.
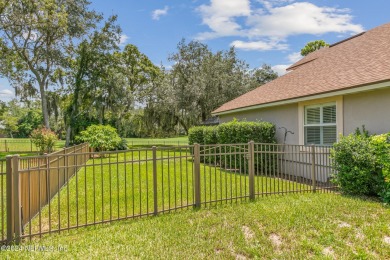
[304,103,337,145]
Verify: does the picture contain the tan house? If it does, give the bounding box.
[212,22,390,145]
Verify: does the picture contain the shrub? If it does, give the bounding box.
[30,127,58,154]
[216,119,276,144]
[202,126,218,163]
[216,119,276,172]
[188,119,276,145]
[331,132,390,203]
[331,134,378,195]
[188,126,218,163]
[116,138,128,150]
[203,126,218,144]
[187,119,276,171]
[76,124,122,152]
[188,126,205,145]
[354,125,370,138]
[371,134,390,203]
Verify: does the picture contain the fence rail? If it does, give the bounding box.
[0,142,336,244]
[127,140,188,147]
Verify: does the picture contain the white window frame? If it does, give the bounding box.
[304,102,336,145]
[298,96,343,146]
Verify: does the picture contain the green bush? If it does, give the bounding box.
[76,124,122,152]
[370,134,390,203]
[203,126,218,144]
[202,126,218,164]
[331,132,390,203]
[217,119,276,172]
[216,119,276,144]
[188,126,206,145]
[187,119,276,172]
[116,138,128,150]
[188,119,276,145]
[188,126,218,163]
[30,127,58,154]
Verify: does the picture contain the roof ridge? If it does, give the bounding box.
[329,32,365,47]
[287,31,367,71]
[286,47,328,71]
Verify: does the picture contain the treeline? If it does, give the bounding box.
[0,1,277,144]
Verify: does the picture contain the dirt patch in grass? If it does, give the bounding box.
[269,233,282,248]
[337,221,351,228]
[241,225,255,242]
[322,247,335,257]
[355,230,365,240]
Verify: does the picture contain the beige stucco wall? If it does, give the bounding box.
[218,103,299,144]
[343,87,390,135]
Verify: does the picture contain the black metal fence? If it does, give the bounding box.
[1,142,335,244]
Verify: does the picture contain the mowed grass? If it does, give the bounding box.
[24,148,307,235]
[3,193,390,259]
[125,136,188,147]
[0,136,187,156]
[0,138,65,157]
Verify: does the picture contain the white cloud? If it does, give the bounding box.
[152,6,169,20]
[287,52,302,63]
[271,64,290,76]
[231,40,288,51]
[196,0,251,40]
[270,51,302,76]
[247,2,363,38]
[119,34,129,46]
[196,1,363,51]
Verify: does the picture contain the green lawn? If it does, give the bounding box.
[125,136,188,147]
[0,136,187,156]
[0,138,65,156]
[23,148,307,236]
[3,193,390,259]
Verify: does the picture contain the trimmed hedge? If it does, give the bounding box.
[188,119,276,172]
[188,119,276,145]
[188,126,218,164]
[216,119,275,144]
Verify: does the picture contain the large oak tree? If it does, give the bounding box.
[0,0,101,128]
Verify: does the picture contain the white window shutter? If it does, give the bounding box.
[305,107,320,124]
[323,126,337,145]
[323,105,336,124]
[305,126,321,145]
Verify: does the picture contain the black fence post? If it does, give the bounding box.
[193,143,201,208]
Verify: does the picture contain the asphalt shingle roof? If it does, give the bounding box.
[213,22,390,114]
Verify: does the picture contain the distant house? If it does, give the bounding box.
[201,116,220,126]
[212,23,390,145]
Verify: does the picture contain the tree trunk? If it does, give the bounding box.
[201,111,207,122]
[65,125,72,147]
[39,82,50,129]
[98,105,105,124]
[178,117,189,135]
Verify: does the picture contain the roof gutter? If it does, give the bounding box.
[212,80,390,116]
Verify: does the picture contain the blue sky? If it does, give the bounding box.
[1,0,390,101]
